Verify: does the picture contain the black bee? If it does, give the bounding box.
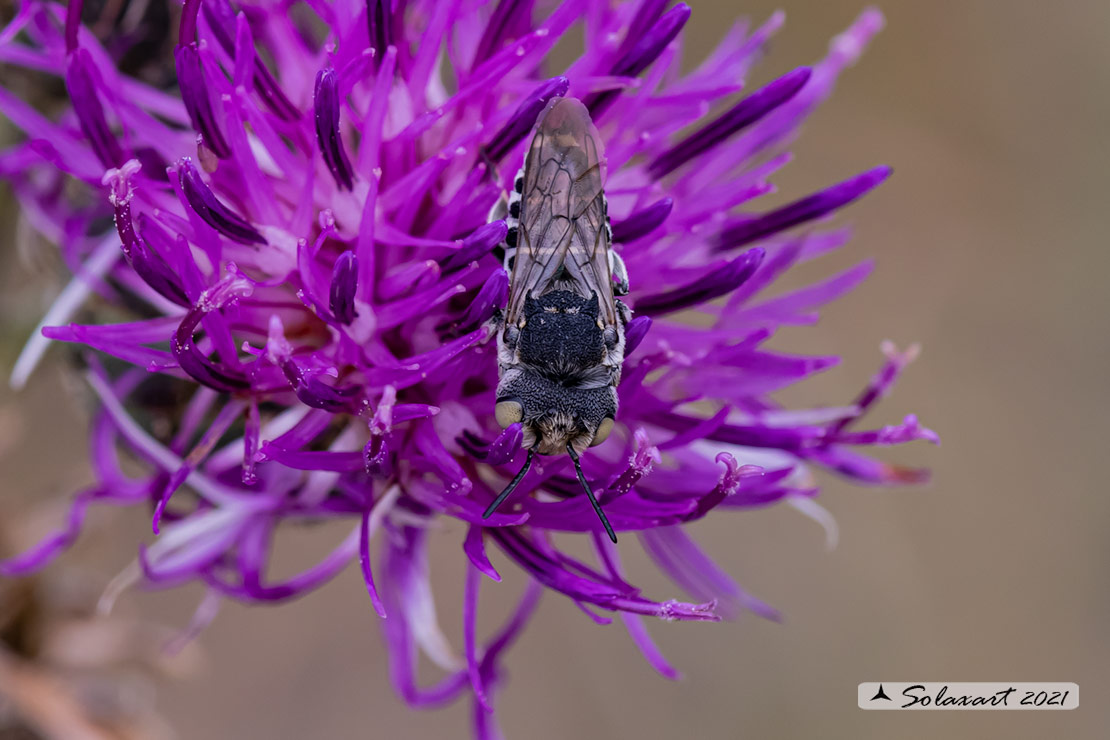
[483,98,631,542]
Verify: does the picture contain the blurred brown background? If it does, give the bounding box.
[1,1,1107,738]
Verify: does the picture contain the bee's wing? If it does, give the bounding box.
[505,98,619,328]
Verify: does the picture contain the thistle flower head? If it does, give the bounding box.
[0,1,934,735]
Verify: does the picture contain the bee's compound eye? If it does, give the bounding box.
[590,417,615,447]
[495,399,524,428]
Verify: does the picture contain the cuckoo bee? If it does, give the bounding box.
[482,98,631,543]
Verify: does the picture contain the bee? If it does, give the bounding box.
[482,98,631,543]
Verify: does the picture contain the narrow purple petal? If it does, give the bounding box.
[381,526,470,707]
[612,3,691,78]
[804,447,930,485]
[202,0,300,121]
[279,362,362,412]
[619,0,669,59]
[485,423,523,466]
[262,448,363,471]
[314,68,355,190]
[592,532,681,679]
[178,158,267,245]
[0,489,106,576]
[620,612,681,679]
[484,76,569,163]
[226,519,361,602]
[716,166,892,250]
[180,0,201,46]
[461,269,508,327]
[831,414,939,446]
[106,163,190,307]
[623,315,652,356]
[64,0,82,54]
[364,436,393,477]
[639,523,780,620]
[491,529,717,621]
[464,564,491,711]
[829,341,922,434]
[584,3,690,116]
[329,251,360,324]
[243,399,260,485]
[367,0,394,59]
[65,50,125,169]
[360,506,388,617]
[172,278,252,392]
[174,43,230,159]
[635,248,764,316]
[611,198,672,243]
[464,525,501,581]
[650,67,812,178]
[472,0,535,68]
[152,400,244,534]
[442,221,508,272]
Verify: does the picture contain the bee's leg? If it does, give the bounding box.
[487,193,510,264]
[616,299,632,326]
[501,166,525,270]
[481,307,505,345]
[478,147,506,190]
[609,249,630,296]
[487,193,508,222]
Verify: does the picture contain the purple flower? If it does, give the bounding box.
[0,1,935,736]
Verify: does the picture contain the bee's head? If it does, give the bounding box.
[488,391,619,544]
[495,395,615,457]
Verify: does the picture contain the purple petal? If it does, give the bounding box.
[485,423,523,466]
[442,221,508,272]
[829,341,922,433]
[202,0,300,121]
[584,3,690,116]
[804,447,931,486]
[367,0,394,60]
[64,0,82,53]
[0,489,107,576]
[611,198,672,243]
[174,43,230,159]
[464,564,491,711]
[464,525,501,582]
[484,76,569,163]
[314,68,355,190]
[620,612,681,679]
[461,269,508,327]
[715,166,892,250]
[329,251,360,324]
[360,503,388,618]
[650,67,812,178]
[65,49,125,169]
[831,414,940,446]
[623,315,652,356]
[106,164,190,307]
[364,436,393,477]
[153,400,245,534]
[472,0,536,68]
[634,247,764,316]
[640,524,780,621]
[171,278,252,392]
[177,158,266,245]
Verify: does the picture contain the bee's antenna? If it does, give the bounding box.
[483,447,537,519]
[567,444,617,543]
